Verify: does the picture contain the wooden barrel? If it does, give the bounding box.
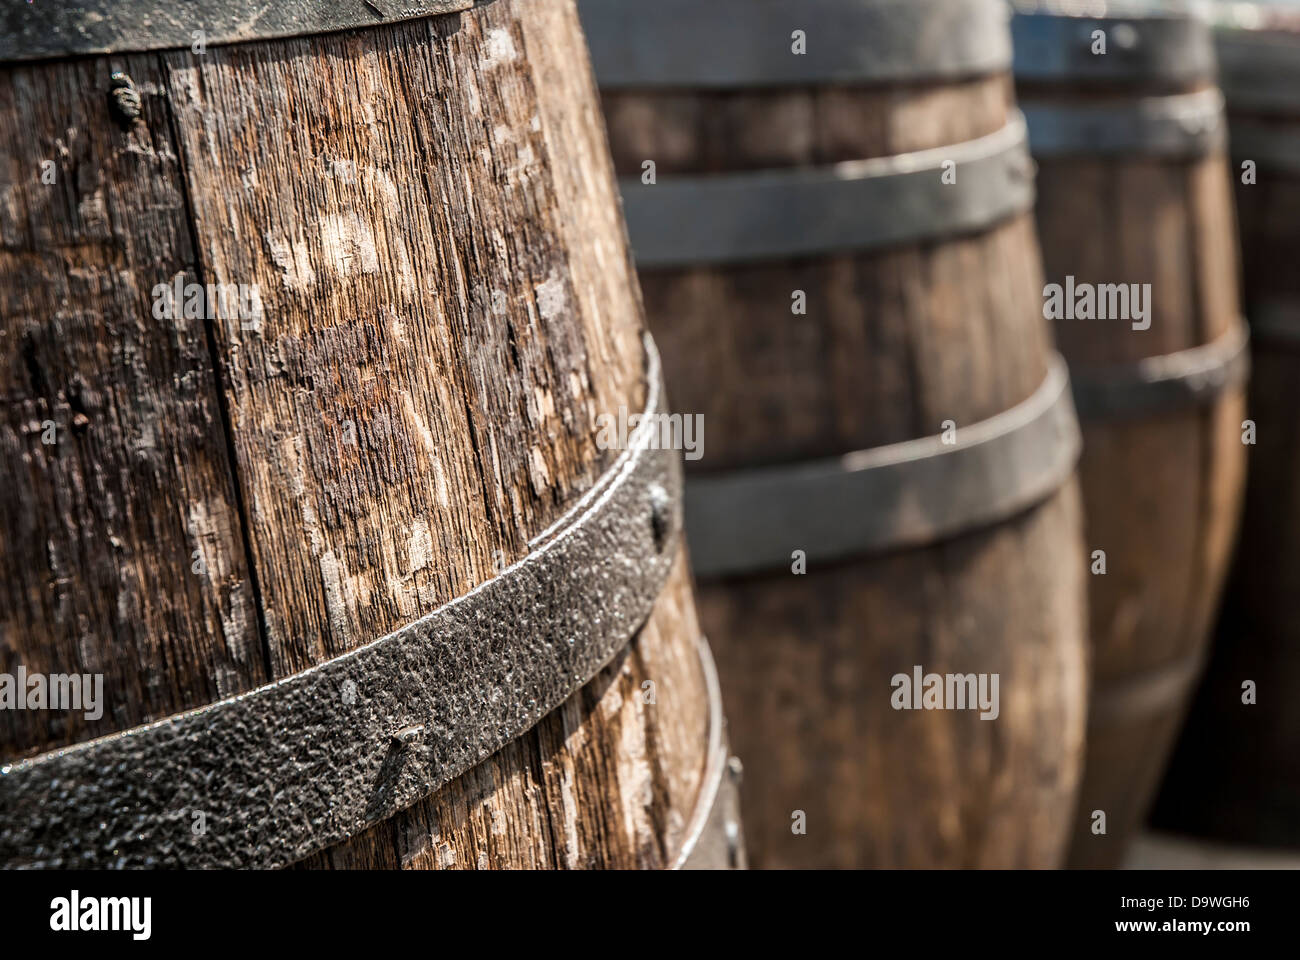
[1011,1,1249,867]
[1152,0,1300,847]
[0,0,744,870]
[582,0,1089,868]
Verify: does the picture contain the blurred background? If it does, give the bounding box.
[578,0,1300,869]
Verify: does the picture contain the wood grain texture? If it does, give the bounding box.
[0,0,716,869]
[163,3,644,674]
[614,79,1051,471]
[1154,53,1300,845]
[601,75,1012,175]
[602,76,1088,867]
[0,52,266,757]
[700,488,1087,869]
[1027,82,1248,867]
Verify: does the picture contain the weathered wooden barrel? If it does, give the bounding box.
[1011,0,1249,868]
[581,0,1089,868]
[0,0,744,870]
[1152,0,1300,848]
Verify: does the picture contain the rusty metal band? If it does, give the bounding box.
[1090,651,1208,726]
[1022,88,1226,157]
[578,0,1012,89]
[1249,299,1300,346]
[0,334,682,870]
[1012,5,1216,85]
[1070,325,1250,421]
[620,115,1035,270]
[685,354,1081,579]
[1215,22,1300,113]
[0,0,476,61]
[673,636,747,870]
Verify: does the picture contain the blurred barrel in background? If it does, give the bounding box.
[1154,0,1300,848]
[1011,0,1249,868]
[0,0,737,870]
[582,0,1089,868]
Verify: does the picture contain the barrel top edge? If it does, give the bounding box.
[1010,0,1208,20]
[578,0,1014,90]
[1214,17,1300,108]
[1209,1,1300,35]
[0,0,476,63]
[1011,2,1218,84]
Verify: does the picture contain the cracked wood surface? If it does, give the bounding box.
[0,0,712,868]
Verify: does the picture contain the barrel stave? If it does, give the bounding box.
[0,50,265,758]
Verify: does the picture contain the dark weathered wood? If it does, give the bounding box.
[601,69,1088,866]
[0,0,717,869]
[0,50,266,756]
[1021,35,1248,866]
[161,4,647,675]
[1153,15,1300,848]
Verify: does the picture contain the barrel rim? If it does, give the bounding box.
[1011,0,1205,19]
[1088,649,1210,727]
[0,0,476,63]
[1215,24,1300,111]
[684,354,1083,578]
[579,0,1014,90]
[1011,3,1218,85]
[1247,298,1300,347]
[1020,86,1227,157]
[672,634,745,870]
[618,114,1036,269]
[1069,324,1251,421]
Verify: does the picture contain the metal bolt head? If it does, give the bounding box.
[648,482,672,554]
[727,755,744,784]
[108,71,141,125]
[1113,23,1140,51]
